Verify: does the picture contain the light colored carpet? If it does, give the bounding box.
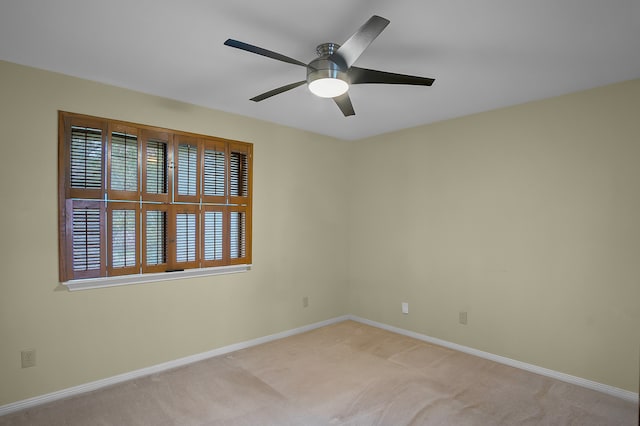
[1,320,637,425]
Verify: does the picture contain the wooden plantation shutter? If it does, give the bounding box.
[229,142,251,203]
[108,203,139,276]
[110,133,138,192]
[59,111,252,283]
[173,204,199,270]
[60,114,107,280]
[175,136,200,203]
[202,139,226,204]
[202,206,225,267]
[108,124,140,201]
[200,139,228,267]
[69,124,103,199]
[66,200,105,279]
[142,130,171,203]
[142,205,169,274]
[229,207,247,262]
[227,142,252,265]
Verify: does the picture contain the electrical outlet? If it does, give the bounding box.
[21,349,36,368]
[302,296,309,308]
[401,302,409,315]
[459,311,468,325]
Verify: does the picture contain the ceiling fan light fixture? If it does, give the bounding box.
[307,48,349,98]
[308,77,349,98]
[224,16,434,116]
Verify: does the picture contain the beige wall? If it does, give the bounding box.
[0,61,350,405]
[0,59,638,407]
[348,79,640,392]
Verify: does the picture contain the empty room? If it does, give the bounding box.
[0,1,638,425]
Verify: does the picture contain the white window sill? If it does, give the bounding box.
[62,264,252,291]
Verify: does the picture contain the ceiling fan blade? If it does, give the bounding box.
[333,93,355,117]
[349,67,435,86]
[329,15,390,69]
[250,80,307,102]
[224,39,307,67]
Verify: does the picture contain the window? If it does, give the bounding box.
[58,112,252,284]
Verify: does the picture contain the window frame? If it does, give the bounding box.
[58,111,252,288]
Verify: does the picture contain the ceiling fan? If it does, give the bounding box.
[224,15,435,117]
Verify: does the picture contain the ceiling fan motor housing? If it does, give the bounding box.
[307,43,349,88]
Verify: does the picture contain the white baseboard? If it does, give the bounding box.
[349,315,639,403]
[1,314,636,417]
[0,315,350,417]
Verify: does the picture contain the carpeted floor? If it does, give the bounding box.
[1,320,637,425]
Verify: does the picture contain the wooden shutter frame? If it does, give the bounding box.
[141,204,169,274]
[172,204,200,270]
[64,115,107,200]
[64,199,106,280]
[227,142,252,265]
[201,138,227,205]
[201,205,227,268]
[107,202,140,277]
[228,142,252,206]
[228,205,251,265]
[141,130,172,204]
[59,113,107,281]
[107,123,141,201]
[59,111,253,283]
[173,135,201,204]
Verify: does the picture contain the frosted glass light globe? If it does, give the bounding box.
[308,78,349,98]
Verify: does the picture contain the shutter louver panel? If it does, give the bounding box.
[111,209,137,268]
[145,210,167,266]
[230,151,248,197]
[111,132,138,192]
[71,126,102,190]
[177,143,198,196]
[146,139,167,195]
[230,211,246,260]
[176,212,197,262]
[204,210,224,261]
[203,149,225,197]
[72,207,102,272]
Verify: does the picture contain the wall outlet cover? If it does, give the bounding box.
[21,349,36,368]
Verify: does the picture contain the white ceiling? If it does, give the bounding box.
[1,0,639,140]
